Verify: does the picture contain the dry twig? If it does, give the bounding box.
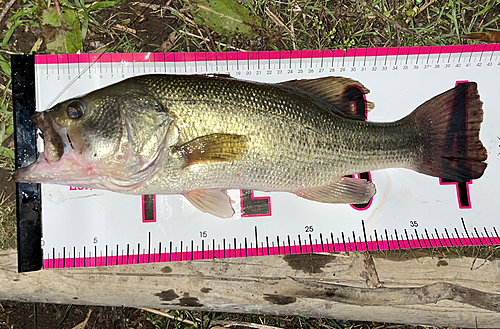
[0,0,17,25]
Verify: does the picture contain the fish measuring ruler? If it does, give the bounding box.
[13,45,500,272]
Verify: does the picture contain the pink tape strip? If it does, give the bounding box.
[34,45,500,65]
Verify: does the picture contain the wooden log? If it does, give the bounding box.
[0,249,499,328]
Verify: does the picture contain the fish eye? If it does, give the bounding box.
[67,100,85,119]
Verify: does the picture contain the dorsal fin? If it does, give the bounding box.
[280,77,374,121]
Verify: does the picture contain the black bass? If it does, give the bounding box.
[14,75,487,217]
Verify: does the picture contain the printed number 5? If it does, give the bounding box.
[305,226,314,232]
[93,237,98,244]
[409,221,418,227]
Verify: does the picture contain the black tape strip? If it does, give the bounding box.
[12,54,42,273]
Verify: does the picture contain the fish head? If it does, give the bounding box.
[14,87,176,192]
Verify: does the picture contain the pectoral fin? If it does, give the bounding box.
[184,189,235,218]
[174,133,249,168]
[294,177,376,204]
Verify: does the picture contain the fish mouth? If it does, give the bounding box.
[13,113,86,184]
[31,112,69,164]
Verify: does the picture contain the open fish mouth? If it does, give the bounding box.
[13,112,85,184]
[31,112,71,164]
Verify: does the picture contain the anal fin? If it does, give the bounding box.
[294,177,376,204]
[184,189,235,218]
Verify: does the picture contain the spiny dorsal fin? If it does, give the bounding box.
[174,133,249,168]
[280,77,375,121]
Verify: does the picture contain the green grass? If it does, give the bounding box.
[0,0,499,328]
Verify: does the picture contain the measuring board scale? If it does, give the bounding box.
[20,44,500,270]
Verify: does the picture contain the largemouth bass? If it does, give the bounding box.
[14,75,487,217]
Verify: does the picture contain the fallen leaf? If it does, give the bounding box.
[187,0,263,39]
[41,7,83,54]
[462,31,500,43]
[159,31,178,52]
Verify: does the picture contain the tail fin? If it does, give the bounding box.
[409,82,487,182]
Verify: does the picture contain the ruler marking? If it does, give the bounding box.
[158,242,162,262]
[266,236,270,255]
[243,238,247,257]
[483,227,493,245]
[415,229,422,249]
[308,234,314,253]
[384,230,390,250]
[191,240,194,260]
[424,229,432,248]
[351,232,357,251]
[404,229,411,248]
[361,220,368,251]
[473,227,484,245]
[489,46,495,62]
[478,46,484,62]
[373,230,379,250]
[319,233,324,252]
[234,238,237,258]
[434,228,443,247]
[148,232,151,263]
[444,227,455,247]
[394,229,401,249]
[461,218,474,245]
[415,47,421,65]
[329,233,335,252]
[341,232,347,252]
[254,226,259,256]
[297,235,303,253]
[276,237,281,255]
[286,235,291,254]
[453,228,463,246]
[457,45,464,63]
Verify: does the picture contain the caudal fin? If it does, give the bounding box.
[409,82,487,182]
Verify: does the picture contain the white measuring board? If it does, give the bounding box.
[33,45,500,269]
